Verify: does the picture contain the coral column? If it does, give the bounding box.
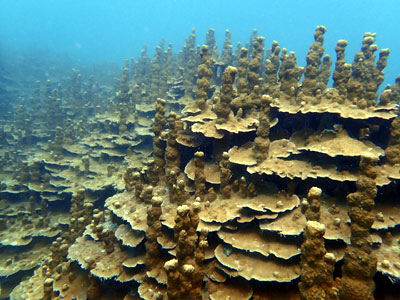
[196,46,213,110]
[164,202,208,300]
[339,157,377,300]
[215,66,237,123]
[299,187,339,300]
[152,98,167,177]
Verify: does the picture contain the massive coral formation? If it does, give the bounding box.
[164,203,208,300]
[299,221,338,300]
[182,29,197,99]
[215,66,237,123]
[117,64,130,102]
[219,29,233,75]
[302,186,322,222]
[248,36,265,90]
[279,49,303,99]
[302,25,328,97]
[165,112,181,176]
[145,196,163,272]
[219,152,232,199]
[196,46,213,110]
[263,40,281,98]
[333,40,351,98]
[3,25,400,300]
[347,33,391,107]
[237,47,249,94]
[253,94,272,163]
[299,187,338,300]
[385,114,400,165]
[194,151,206,200]
[153,98,167,172]
[339,157,378,300]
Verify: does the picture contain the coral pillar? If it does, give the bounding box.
[196,46,213,110]
[385,115,400,165]
[302,26,327,96]
[153,98,167,175]
[263,41,281,98]
[299,221,339,300]
[145,196,163,271]
[219,152,232,199]
[164,202,207,300]
[253,95,272,163]
[237,48,249,94]
[194,151,206,200]
[165,112,181,176]
[248,36,264,91]
[339,157,377,300]
[299,187,339,300]
[215,66,237,123]
[333,40,351,98]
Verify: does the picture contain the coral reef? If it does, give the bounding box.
[2,25,400,300]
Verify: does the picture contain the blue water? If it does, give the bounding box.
[1,0,399,85]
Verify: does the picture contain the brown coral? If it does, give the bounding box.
[339,157,378,300]
[196,46,213,110]
[253,95,272,163]
[145,196,163,271]
[237,48,249,94]
[164,203,208,300]
[248,36,264,91]
[298,221,339,300]
[385,115,400,165]
[302,187,322,222]
[165,112,181,176]
[347,33,390,107]
[302,26,327,97]
[263,41,281,98]
[333,40,351,98]
[219,152,232,199]
[279,49,303,99]
[215,66,237,123]
[194,151,206,200]
[153,98,167,172]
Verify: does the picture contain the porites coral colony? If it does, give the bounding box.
[2,25,400,300]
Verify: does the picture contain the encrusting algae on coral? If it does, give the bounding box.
[2,25,400,300]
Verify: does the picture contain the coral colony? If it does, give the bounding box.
[1,26,400,300]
